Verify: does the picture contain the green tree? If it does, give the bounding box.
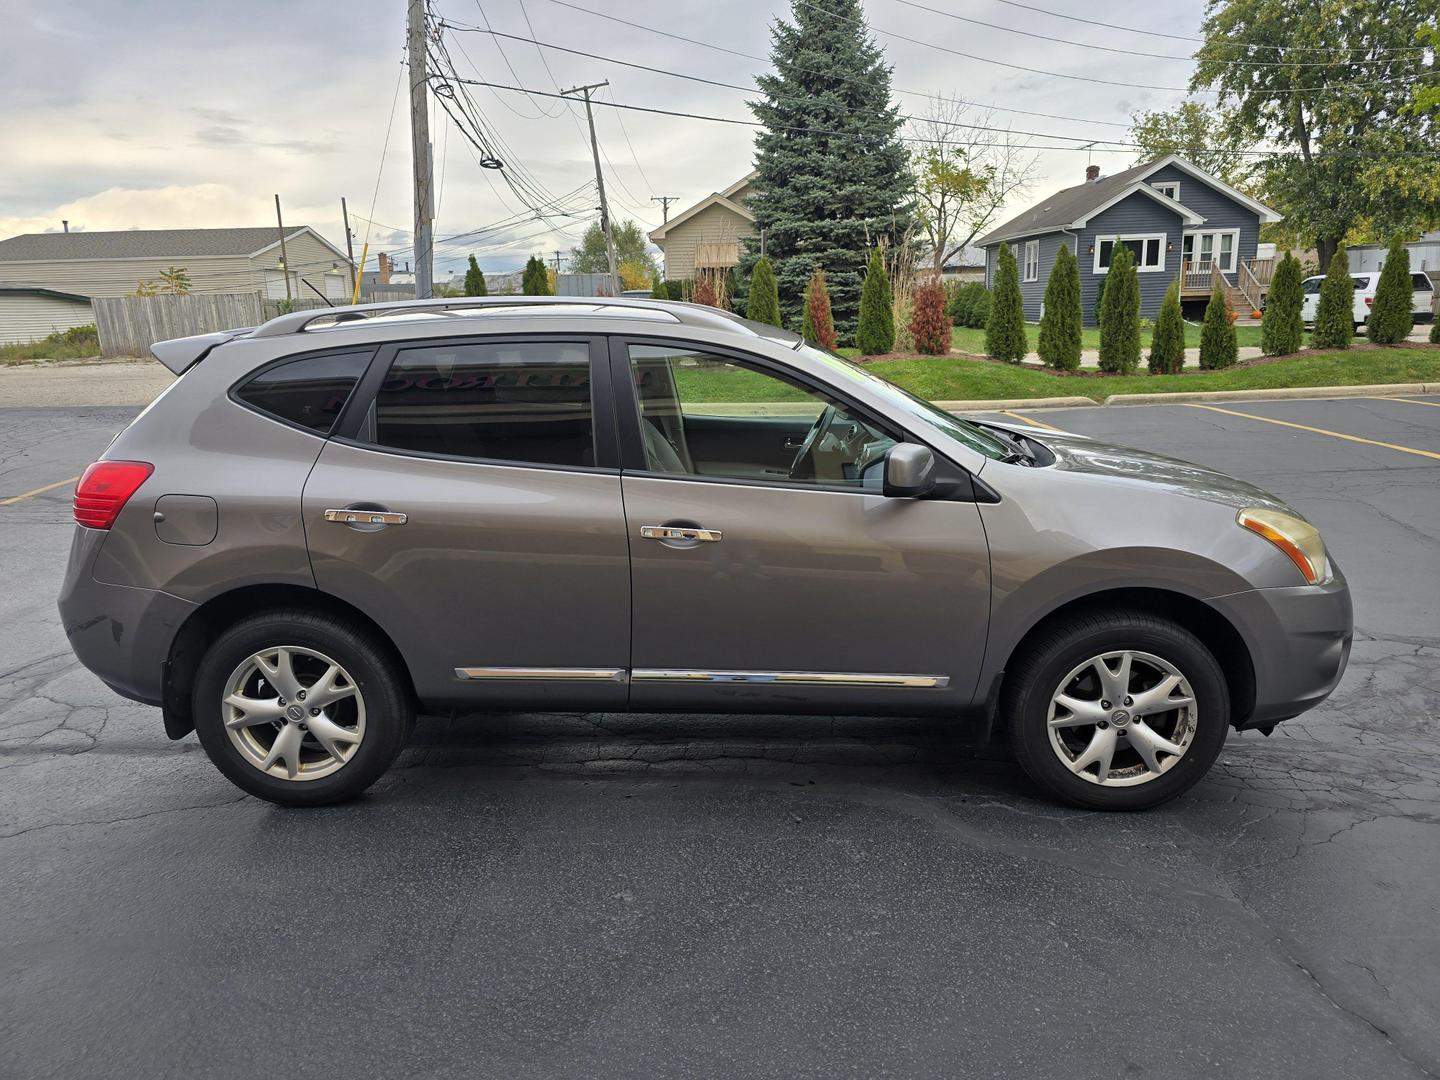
[1199,284,1238,369]
[157,266,191,295]
[1368,236,1415,344]
[569,220,656,278]
[1097,247,1140,373]
[521,255,551,296]
[1192,0,1439,271]
[1311,243,1355,348]
[463,254,487,297]
[745,256,782,326]
[802,267,838,350]
[650,277,668,299]
[1431,319,1440,345]
[1149,279,1186,374]
[746,0,911,336]
[985,243,1027,362]
[1261,252,1305,356]
[1128,100,1254,188]
[1036,244,1081,370]
[856,247,895,354]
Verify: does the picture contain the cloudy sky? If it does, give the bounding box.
[1,0,1212,276]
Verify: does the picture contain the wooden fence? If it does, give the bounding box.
[93,293,332,356]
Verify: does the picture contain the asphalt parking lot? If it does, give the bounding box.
[3,394,1439,1079]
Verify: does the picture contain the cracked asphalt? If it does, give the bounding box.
[2,397,1439,1079]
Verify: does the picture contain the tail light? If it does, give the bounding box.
[1364,296,1373,306]
[73,461,153,529]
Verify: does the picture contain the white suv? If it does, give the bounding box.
[1300,270,1435,331]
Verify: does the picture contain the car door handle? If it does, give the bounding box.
[324,508,408,526]
[640,525,722,542]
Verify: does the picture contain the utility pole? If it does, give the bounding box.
[552,250,563,275]
[561,81,619,297]
[407,0,434,298]
[651,196,677,224]
[274,193,292,302]
[340,196,357,301]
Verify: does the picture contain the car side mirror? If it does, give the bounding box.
[883,443,936,498]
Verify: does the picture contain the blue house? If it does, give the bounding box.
[976,155,1283,325]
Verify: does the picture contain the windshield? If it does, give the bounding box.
[797,344,1013,460]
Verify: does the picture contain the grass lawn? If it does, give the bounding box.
[866,348,1440,403]
[948,322,1276,355]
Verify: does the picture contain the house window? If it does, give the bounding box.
[1182,230,1240,273]
[1094,235,1166,274]
[1023,240,1039,283]
[1151,182,1181,201]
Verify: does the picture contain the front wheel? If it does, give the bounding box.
[1004,611,1229,810]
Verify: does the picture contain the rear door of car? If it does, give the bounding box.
[1413,273,1435,319]
[301,333,632,710]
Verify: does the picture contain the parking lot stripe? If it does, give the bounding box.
[1377,397,1440,409]
[999,410,1065,432]
[0,476,78,506]
[1185,404,1440,461]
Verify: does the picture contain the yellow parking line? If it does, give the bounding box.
[1375,397,1440,409]
[999,409,1065,432]
[1185,404,1440,461]
[0,476,78,506]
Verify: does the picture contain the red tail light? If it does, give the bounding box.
[1364,296,1373,306]
[73,461,153,529]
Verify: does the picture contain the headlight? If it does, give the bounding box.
[1237,507,1328,585]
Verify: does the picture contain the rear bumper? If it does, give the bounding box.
[1208,568,1353,729]
[56,527,195,707]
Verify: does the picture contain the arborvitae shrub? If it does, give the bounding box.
[1199,282,1238,369]
[1311,244,1355,349]
[1261,252,1304,356]
[521,255,550,296]
[802,268,838,350]
[746,256,782,326]
[986,243,1028,362]
[1368,236,1414,344]
[856,248,895,354]
[1148,279,1186,374]
[910,278,951,355]
[1097,246,1140,373]
[1037,244,1082,370]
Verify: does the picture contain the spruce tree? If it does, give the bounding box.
[521,255,551,296]
[802,268,838,350]
[464,255,487,297]
[1261,252,1304,356]
[746,0,910,337]
[1199,283,1238,369]
[1149,279,1186,374]
[1098,246,1140,373]
[986,243,1028,362]
[856,247,895,354]
[1037,244,1081,370]
[1368,236,1414,344]
[746,256,782,326]
[1312,243,1355,349]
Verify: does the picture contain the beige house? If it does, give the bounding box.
[0,226,354,304]
[0,285,95,344]
[648,173,756,281]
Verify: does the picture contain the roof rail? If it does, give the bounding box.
[247,295,753,339]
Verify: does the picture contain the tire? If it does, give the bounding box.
[192,609,413,806]
[1003,610,1229,811]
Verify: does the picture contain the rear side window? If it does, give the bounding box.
[235,350,372,434]
[370,341,594,468]
[1413,273,1433,291]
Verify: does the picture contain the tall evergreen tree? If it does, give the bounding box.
[1149,279,1186,374]
[464,255,488,297]
[856,247,895,354]
[1261,252,1304,356]
[746,0,910,338]
[1098,247,1140,373]
[986,243,1027,362]
[1037,244,1081,370]
[1368,236,1414,344]
[1311,243,1355,349]
[521,255,551,296]
[1199,283,1238,369]
[746,256,782,326]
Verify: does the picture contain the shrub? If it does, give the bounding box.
[1431,318,1440,344]
[1368,236,1414,344]
[1092,271,1107,326]
[802,268,838,350]
[521,255,551,296]
[1037,245,1082,370]
[1261,252,1304,356]
[1097,247,1140,373]
[664,280,685,301]
[986,244,1028,362]
[691,274,721,308]
[1148,279,1186,374]
[856,248,895,354]
[1311,244,1355,349]
[464,255,487,296]
[1199,283,1238,369]
[947,282,992,329]
[746,256,782,326]
[650,277,668,299]
[910,279,951,355]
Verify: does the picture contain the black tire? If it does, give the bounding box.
[1003,610,1229,811]
[192,609,413,806]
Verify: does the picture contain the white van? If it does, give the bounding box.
[1301,270,1436,331]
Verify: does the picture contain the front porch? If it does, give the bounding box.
[1179,257,1275,314]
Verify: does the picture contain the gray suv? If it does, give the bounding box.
[58,297,1352,810]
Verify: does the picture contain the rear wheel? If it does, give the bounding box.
[1004,610,1229,810]
[192,610,413,806]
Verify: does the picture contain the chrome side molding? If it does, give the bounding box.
[455,667,627,682]
[630,669,950,688]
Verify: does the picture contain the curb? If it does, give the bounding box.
[1102,382,1436,406]
[935,396,1096,412]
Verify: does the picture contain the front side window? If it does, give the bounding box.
[627,344,898,489]
[1023,240,1040,282]
[1183,231,1238,273]
[1096,235,1164,273]
[235,349,372,434]
[370,341,594,467]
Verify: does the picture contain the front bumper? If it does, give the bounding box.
[1208,568,1353,729]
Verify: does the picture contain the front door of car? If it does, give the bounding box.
[611,339,992,715]
[302,335,631,710]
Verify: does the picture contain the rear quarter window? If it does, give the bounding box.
[234,350,373,434]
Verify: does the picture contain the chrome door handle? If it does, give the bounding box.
[640,525,722,543]
[324,508,408,526]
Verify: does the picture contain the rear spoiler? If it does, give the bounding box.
[149,329,251,375]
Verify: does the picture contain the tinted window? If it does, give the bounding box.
[372,341,594,467]
[1413,273,1433,291]
[235,350,371,433]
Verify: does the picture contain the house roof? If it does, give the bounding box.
[0,226,343,262]
[649,171,758,243]
[976,155,1281,247]
[0,283,92,303]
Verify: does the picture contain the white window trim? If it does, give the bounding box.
[1093,234,1167,275]
[1181,229,1242,274]
[1151,181,1181,201]
[1022,239,1039,282]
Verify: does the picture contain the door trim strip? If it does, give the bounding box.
[455,667,627,682]
[630,669,950,689]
